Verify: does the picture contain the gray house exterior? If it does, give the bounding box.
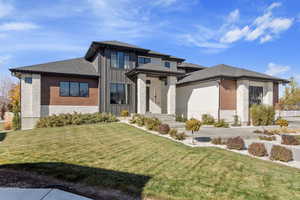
[10,40,288,129]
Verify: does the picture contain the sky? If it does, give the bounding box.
[0,0,299,86]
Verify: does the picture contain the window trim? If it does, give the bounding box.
[59,81,89,97]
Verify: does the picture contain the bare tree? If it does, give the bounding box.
[0,75,15,103]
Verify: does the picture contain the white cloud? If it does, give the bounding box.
[220,26,249,43]
[265,62,290,76]
[267,2,282,11]
[0,22,39,31]
[227,9,240,23]
[153,0,177,7]
[0,0,14,18]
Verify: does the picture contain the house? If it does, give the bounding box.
[10,41,288,129]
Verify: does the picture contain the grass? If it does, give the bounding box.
[0,123,300,200]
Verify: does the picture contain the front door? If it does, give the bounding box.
[146,86,150,112]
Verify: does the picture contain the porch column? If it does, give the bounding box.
[167,76,176,115]
[237,80,249,126]
[137,74,146,114]
[263,82,274,106]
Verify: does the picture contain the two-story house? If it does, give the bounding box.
[10,41,288,129]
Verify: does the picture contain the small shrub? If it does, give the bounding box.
[3,121,12,130]
[281,135,300,145]
[259,136,276,141]
[248,143,268,157]
[159,124,170,135]
[120,110,129,117]
[145,117,161,131]
[275,118,289,128]
[214,119,229,128]
[226,137,245,150]
[169,129,178,138]
[253,129,263,134]
[185,118,201,132]
[175,132,187,140]
[211,137,226,145]
[202,114,215,125]
[250,104,275,126]
[270,145,293,162]
[231,115,241,127]
[129,114,141,124]
[12,112,21,130]
[176,115,187,122]
[136,116,146,127]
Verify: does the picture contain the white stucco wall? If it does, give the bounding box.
[167,76,176,115]
[41,105,99,116]
[220,110,236,122]
[21,73,41,130]
[137,74,146,114]
[176,81,219,120]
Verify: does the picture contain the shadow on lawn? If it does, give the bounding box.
[0,132,6,142]
[0,162,151,199]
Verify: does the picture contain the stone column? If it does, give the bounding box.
[263,82,274,106]
[137,74,146,114]
[167,76,176,115]
[236,80,249,125]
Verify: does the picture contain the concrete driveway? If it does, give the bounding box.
[0,188,92,200]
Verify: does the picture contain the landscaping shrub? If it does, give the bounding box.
[226,137,245,150]
[202,114,215,125]
[36,112,119,128]
[12,112,21,130]
[3,121,12,130]
[176,115,187,122]
[136,116,146,127]
[231,115,241,127]
[281,135,300,145]
[270,145,293,162]
[259,136,276,141]
[211,137,226,145]
[120,110,129,117]
[275,118,289,128]
[129,114,141,124]
[145,117,161,131]
[250,104,275,126]
[185,118,201,132]
[169,129,178,138]
[214,119,229,128]
[253,129,263,134]
[159,124,170,135]
[175,132,187,140]
[248,143,268,157]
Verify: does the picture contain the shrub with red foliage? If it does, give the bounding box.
[248,143,268,157]
[158,124,170,135]
[226,137,245,150]
[270,145,293,162]
[281,135,300,145]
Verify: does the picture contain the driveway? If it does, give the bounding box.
[0,188,92,200]
[285,117,300,127]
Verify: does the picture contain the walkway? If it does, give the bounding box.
[0,188,92,200]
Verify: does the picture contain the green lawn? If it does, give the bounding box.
[0,123,300,200]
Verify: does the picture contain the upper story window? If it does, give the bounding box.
[164,61,171,68]
[59,82,89,97]
[138,57,151,65]
[25,77,32,84]
[111,51,130,69]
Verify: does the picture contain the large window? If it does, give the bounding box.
[164,61,171,68]
[59,82,89,97]
[110,83,130,104]
[138,57,151,65]
[249,86,263,106]
[111,51,130,69]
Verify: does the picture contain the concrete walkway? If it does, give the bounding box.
[0,188,92,200]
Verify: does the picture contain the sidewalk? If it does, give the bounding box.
[0,188,92,200]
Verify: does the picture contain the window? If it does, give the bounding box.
[138,57,151,65]
[110,83,130,104]
[59,82,89,97]
[249,86,263,106]
[111,51,130,69]
[25,77,32,84]
[164,61,171,68]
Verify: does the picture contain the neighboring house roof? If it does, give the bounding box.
[10,58,99,77]
[178,62,206,70]
[85,40,185,62]
[126,63,184,77]
[178,64,289,85]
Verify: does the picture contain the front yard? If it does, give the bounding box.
[0,123,300,199]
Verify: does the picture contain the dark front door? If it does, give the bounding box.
[249,86,263,106]
[146,86,150,112]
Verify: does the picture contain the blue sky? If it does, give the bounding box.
[0,0,299,84]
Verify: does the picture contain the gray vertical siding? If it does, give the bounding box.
[98,48,137,115]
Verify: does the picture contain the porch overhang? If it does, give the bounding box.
[126,68,184,78]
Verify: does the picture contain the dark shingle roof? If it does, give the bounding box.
[10,58,98,76]
[178,62,206,69]
[178,64,289,84]
[93,40,149,51]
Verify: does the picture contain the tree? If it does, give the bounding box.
[0,76,15,120]
[8,84,21,130]
[280,77,300,110]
